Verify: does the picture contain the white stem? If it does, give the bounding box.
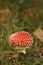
[18,49,26,54]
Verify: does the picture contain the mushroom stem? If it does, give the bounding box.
[18,49,26,54]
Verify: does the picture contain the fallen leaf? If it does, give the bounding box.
[0,8,11,21]
[34,28,43,42]
[11,54,18,58]
[22,8,35,16]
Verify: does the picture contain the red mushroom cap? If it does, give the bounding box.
[9,31,33,46]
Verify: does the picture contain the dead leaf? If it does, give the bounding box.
[0,8,11,21]
[32,0,40,7]
[22,8,35,17]
[34,28,43,42]
[11,54,18,58]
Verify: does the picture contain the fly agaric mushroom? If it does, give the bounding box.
[9,31,33,54]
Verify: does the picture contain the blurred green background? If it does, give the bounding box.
[0,0,43,65]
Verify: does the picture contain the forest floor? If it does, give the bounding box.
[0,0,43,65]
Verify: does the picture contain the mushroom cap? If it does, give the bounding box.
[9,31,33,47]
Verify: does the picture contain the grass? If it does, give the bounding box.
[0,0,43,65]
